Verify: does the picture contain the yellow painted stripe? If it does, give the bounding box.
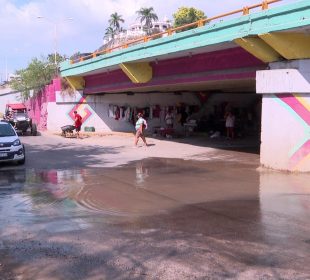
[119,62,152,83]
[293,152,310,171]
[294,94,310,112]
[234,37,281,63]
[120,64,139,83]
[259,32,310,60]
[64,76,85,90]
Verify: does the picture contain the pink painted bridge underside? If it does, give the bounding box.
[84,47,265,94]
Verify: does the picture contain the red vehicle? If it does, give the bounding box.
[4,103,37,136]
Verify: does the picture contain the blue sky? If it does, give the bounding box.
[0,0,295,80]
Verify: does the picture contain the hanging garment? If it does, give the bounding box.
[115,106,120,120]
[120,107,124,120]
[108,105,114,118]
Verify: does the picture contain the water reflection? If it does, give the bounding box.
[0,169,26,190]
[135,161,149,187]
[0,159,309,238]
[1,159,310,279]
[0,169,88,233]
[23,170,84,205]
[259,171,310,243]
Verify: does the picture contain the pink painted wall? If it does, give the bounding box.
[261,93,310,172]
[25,78,60,130]
[151,47,264,75]
[84,47,265,94]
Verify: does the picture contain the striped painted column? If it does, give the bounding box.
[257,60,310,172]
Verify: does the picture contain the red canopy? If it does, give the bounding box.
[6,103,27,110]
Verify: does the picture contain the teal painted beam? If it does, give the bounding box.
[61,0,310,77]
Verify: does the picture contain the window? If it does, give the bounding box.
[0,124,16,137]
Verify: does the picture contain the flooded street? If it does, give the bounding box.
[0,134,310,279]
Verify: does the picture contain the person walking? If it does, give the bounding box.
[134,112,148,147]
[74,111,82,139]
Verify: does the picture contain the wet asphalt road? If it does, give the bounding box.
[0,135,309,279]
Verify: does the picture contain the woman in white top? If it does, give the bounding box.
[225,111,235,139]
[165,110,174,128]
[134,112,148,147]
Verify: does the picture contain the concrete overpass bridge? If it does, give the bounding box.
[60,0,310,172]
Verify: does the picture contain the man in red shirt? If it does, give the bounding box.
[74,111,82,139]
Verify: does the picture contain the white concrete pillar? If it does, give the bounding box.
[257,59,310,172]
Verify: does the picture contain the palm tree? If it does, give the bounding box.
[136,7,158,35]
[108,12,124,32]
[104,26,116,40]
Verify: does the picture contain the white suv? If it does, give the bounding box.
[0,121,25,165]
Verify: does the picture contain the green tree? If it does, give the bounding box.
[10,54,66,100]
[173,7,206,31]
[104,26,117,40]
[69,51,81,60]
[108,12,125,32]
[47,53,67,67]
[136,7,158,35]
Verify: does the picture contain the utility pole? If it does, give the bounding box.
[37,16,73,75]
[5,57,8,81]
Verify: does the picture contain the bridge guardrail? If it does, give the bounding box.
[70,0,282,65]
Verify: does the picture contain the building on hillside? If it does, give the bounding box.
[128,18,171,33]
[102,18,172,47]
[70,18,173,62]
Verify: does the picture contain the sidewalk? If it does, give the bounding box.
[22,131,260,168]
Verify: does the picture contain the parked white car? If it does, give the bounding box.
[0,121,25,165]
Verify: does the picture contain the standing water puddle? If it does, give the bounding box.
[0,158,309,279]
[0,158,309,231]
